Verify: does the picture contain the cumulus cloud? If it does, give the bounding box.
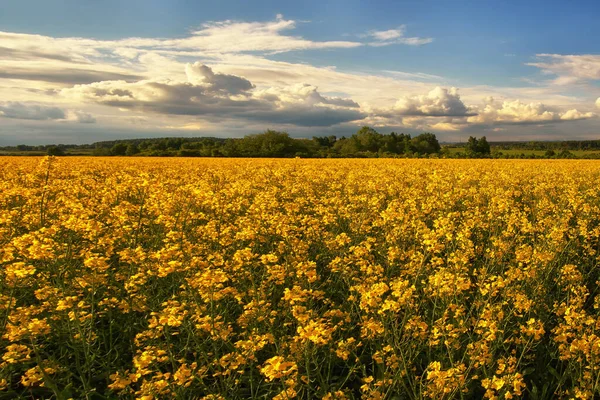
[527,54,600,84]
[0,102,65,120]
[596,97,600,109]
[398,116,467,131]
[61,65,365,127]
[375,87,596,131]
[364,25,433,47]
[254,83,360,108]
[185,62,254,95]
[392,87,473,117]
[467,97,594,125]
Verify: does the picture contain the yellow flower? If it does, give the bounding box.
[260,356,297,381]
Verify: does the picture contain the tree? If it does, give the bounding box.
[354,126,382,153]
[126,143,140,156]
[237,130,298,157]
[466,136,479,154]
[545,149,556,158]
[111,143,127,156]
[47,146,65,156]
[466,136,490,156]
[477,136,491,154]
[337,137,361,156]
[410,133,441,154]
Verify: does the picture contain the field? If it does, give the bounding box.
[1,157,600,399]
[444,147,600,158]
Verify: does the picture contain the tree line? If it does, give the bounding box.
[4,128,600,158]
[42,127,444,158]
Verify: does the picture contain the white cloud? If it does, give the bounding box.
[0,16,362,89]
[0,16,363,59]
[176,16,362,53]
[467,97,594,125]
[382,70,443,81]
[429,121,463,131]
[392,87,472,117]
[370,27,405,41]
[364,25,433,47]
[596,97,600,109]
[254,83,359,108]
[373,87,596,131]
[560,109,594,121]
[527,54,600,84]
[398,116,467,131]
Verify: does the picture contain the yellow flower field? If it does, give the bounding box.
[1,156,600,399]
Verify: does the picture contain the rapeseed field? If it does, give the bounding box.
[1,156,600,399]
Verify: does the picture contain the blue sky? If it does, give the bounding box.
[1,0,600,144]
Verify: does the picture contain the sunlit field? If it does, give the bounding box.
[2,157,600,399]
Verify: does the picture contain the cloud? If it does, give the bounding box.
[61,65,365,127]
[0,16,361,89]
[173,15,362,53]
[596,97,600,109]
[165,122,204,131]
[1,17,597,141]
[364,25,433,47]
[239,105,365,127]
[0,46,78,63]
[392,87,473,117]
[185,62,254,95]
[382,70,443,81]
[0,102,97,124]
[527,54,600,84]
[429,121,463,131]
[70,110,97,124]
[0,102,65,120]
[397,116,467,131]
[0,16,362,59]
[0,68,144,85]
[467,97,594,125]
[254,83,360,108]
[374,87,596,131]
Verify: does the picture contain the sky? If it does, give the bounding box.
[1,0,600,145]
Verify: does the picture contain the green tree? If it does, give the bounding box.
[353,126,382,152]
[237,130,298,157]
[466,136,491,156]
[477,136,491,154]
[111,143,128,156]
[410,133,441,154]
[337,137,361,156]
[466,136,479,155]
[47,146,65,156]
[125,143,140,156]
